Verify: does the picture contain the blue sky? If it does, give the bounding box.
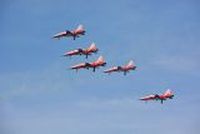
[0,0,200,134]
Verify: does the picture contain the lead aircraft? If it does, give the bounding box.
[53,25,85,40]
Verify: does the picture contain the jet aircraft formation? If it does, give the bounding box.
[52,24,175,104]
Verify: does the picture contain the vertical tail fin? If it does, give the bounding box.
[163,89,173,96]
[126,60,136,67]
[88,43,96,51]
[97,56,104,63]
[76,24,84,31]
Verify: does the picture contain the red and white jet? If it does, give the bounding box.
[70,56,106,72]
[104,60,136,75]
[63,43,98,58]
[140,89,175,104]
[53,25,85,40]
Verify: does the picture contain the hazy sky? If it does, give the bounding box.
[0,0,200,134]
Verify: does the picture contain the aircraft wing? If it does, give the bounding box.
[104,66,120,73]
[65,30,74,36]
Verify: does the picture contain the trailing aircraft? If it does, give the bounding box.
[140,89,174,104]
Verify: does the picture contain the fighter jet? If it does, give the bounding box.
[140,89,175,104]
[63,43,98,58]
[104,60,136,75]
[70,56,106,72]
[52,24,85,40]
